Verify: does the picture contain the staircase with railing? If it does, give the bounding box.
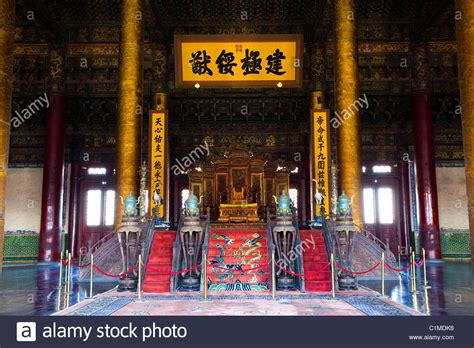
[142,223,176,293]
[141,219,161,270]
[322,213,398,280]
[79,221,151,282]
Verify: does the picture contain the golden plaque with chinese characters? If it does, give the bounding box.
[174,34,303,88]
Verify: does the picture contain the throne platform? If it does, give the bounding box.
[217,202,259,223]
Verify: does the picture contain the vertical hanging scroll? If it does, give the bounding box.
[149,111,168,220]
[311,110,331,216]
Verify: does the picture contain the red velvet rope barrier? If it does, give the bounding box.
[385,259,424,272]
[209,263,269,273]
[336,262,381,275]
[62,259,90,268]
[144,263,202,275]
[71,260,91,268]
[93,264,137,278]
[61,255,426,279]
[62,258,202,278]
[385,261,414,272]
[275,262,330,277]
[415,258,424,268]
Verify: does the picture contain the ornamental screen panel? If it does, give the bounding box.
[174,34,303,88]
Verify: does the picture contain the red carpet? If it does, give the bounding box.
[143,231,176,293]
[207,230,270,292]
[300,230,332,292]
[143,229,330,293]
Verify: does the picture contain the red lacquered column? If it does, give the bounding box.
[412,92,442,260]
[67,163,80,258]
[39,94,66,262]
[399,160,412,257]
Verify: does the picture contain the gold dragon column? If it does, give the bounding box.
[455,0,474,257]
[115,0,144,226]
[0,0,15,268]
[333,0,363,225]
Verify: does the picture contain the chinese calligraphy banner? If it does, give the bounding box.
[149,111,168,218]
[311,110,330,217]
[175,34,303,88]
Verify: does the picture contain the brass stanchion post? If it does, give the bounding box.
[56,290,62,312]
[271,252,276,300]
[396,245,402,280]
[397,245,401,269]
[412,291,419,312]
[61,250,68,310]
[66,252,71,307]
[381,252,385,297]
[330,253,336,299]
[57,250,64,289]
[412,250,418,293]
[67,251,72,294]
[56,251,64,312]
[424,286,431,315]
[86,254,94,299]
[203,253,208,300]
[422,248,430,289]
[137,254,142,301]
[63,250,69,286]
[78,250,82,268]
[410,246,413,276]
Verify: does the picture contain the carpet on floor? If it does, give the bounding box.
[207,230,270,292]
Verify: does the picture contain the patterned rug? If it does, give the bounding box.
[56,293,421,316]
[207,231,270,292]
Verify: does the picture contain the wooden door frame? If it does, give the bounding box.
[76,164,116,256]
[362,161,406,255]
